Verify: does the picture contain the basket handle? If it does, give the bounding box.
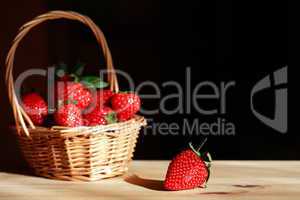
[5,11,120,136]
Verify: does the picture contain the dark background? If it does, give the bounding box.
[0,1,292,171]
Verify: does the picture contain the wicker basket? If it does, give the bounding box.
[5,11,146,181]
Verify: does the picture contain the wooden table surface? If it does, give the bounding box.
[1,161,300,200]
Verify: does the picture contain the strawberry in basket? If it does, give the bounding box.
[95,89,114,106]
[55,63,108,106]
[83,106,117,126]
[111,92,141,122]
[54,103,83,127]
[54,64,109,126]
[55,63,94,110]
[56,82,92,110]
[22,63,142,127]
[22,93,48,125]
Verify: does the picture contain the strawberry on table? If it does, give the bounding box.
[111,92,141,122]
[164,139,212,191]
[54,104,83,127]
[83,106,116,126]
[22,93,48,125]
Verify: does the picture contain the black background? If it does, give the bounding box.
[0,1,293,171]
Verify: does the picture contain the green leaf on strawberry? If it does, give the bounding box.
[81,76,108,89]
[105,112,117,124]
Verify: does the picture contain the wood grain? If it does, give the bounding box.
[1,161,300,200]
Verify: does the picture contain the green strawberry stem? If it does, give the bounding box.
[196,138,207,152]
[189,138,207,156]
[189,142,201,157]
[69,74,80,82]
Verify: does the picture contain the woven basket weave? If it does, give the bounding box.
[5,11,146,181]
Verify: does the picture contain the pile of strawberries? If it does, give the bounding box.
[21,64,141,127]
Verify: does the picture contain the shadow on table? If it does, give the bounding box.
[0,131,33,176]
[124,174,165,191]
[0,166,33,176]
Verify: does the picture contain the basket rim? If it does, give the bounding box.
[12,115,146,138]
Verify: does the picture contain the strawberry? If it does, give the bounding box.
[164,139,212,191]
[55,62,109,110]
[22,93,48,125]
[56,82,92,110]
[111,93,141,122]
[95,89,114,106]
[83,106,116,126]
[54,104,83,127]
[88,90,114,114]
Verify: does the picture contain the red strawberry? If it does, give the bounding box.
[54,104,83,127]
[164,140,212,191]
[95,89,114,105]
[56,82,92,109]
[22,93,48,125]
[83,106,116,126]
[111,93,141,122]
